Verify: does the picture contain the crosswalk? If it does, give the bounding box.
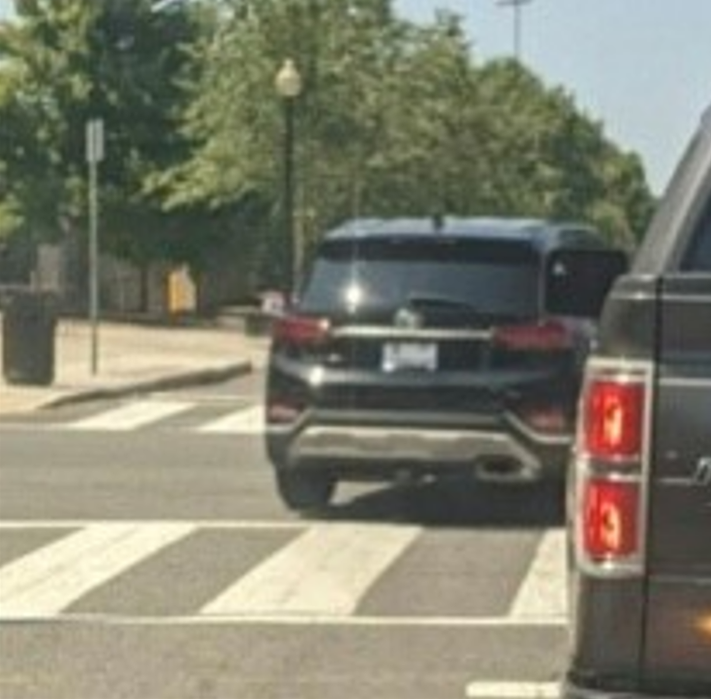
[65,401,197,432]
[0,521,567,624]
[196,405,265,435]
[0,523,196,616]
[202,523,421,617]
[4,399,267,435]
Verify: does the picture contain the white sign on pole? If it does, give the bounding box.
[86,119,105,164]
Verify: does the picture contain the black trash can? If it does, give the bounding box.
[2,290,57,386]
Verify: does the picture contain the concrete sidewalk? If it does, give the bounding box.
[0,316,270,415]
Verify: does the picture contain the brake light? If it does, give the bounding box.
[493,320,573,352]
[583,379,645,460]
[573,364,651,575]
[272,315,330,346]
[515,405,569,435]
[583,478,640,560]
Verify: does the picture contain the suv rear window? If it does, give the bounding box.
[299,237,541,319]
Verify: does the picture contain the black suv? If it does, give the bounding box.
[563,108,711,697]
[265,217,624,511]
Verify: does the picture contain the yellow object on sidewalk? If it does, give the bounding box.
[167,266,196,314]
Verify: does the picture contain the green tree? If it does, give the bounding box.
[0,0,203,271]
[474,59,654,242]
[162,1,491,280]
[165,0,653,287]
[158,0,413,283]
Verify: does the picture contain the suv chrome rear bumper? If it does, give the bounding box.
[268,420,571,483]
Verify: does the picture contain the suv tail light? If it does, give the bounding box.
[267,315,330,424]
[272,315,331,347]
[493,319,574,352]
[512,403,570,435]
[573,363,651,576]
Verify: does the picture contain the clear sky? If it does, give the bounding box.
[396,0,711,194]
[1,0,709,193]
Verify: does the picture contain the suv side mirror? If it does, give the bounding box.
[545,248,629,318]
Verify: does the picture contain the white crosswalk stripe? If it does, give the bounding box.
[0,523,195,617]
[197,405,265,434]
[202,523,420,617]
[509,529,567,618]
[66,400,194,431]
[45,400,266,434]
[465,681,560,698]
[0,522,568,623]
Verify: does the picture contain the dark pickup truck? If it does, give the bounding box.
[563,107,711,697]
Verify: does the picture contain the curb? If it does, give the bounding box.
[40,361,253,410]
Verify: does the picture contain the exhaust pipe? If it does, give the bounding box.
[475,458,540,484]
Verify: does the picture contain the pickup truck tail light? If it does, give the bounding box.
[583,477,641,560]
[583,380,645,461]
[573,363,651,576]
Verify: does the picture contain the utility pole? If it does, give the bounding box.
[86,118,104,376]
[497,0,534,62]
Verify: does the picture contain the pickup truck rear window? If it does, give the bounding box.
[683,196,711,271]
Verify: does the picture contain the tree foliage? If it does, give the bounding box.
[166,0,653,269]
[1,0,655,292]
[0,0,201,263]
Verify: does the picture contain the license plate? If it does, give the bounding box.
[382,342,438,372]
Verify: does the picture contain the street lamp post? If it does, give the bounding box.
[497,0,534,62]
[275,58,302,298]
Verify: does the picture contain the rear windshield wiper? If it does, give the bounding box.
[407,293,480,314]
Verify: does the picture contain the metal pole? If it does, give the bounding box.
[497,0,533,62]
[88,158,99,375]
[283,97,296,298]
[86,118,103,376]
[514,1,522,60]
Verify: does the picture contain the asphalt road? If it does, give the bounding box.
[0,372,568,699]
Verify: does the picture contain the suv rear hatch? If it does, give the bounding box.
[293,235,577,434]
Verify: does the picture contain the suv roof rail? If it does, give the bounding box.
[323,217,608,251]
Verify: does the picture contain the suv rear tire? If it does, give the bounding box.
[275,470,336,512]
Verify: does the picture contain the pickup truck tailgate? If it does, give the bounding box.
[644,275,711,686]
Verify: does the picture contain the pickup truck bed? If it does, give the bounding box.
[565,108,711,697]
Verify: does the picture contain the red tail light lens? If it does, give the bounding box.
[515,405,569,435]
[583,478,640,560]
[272,315,330,346]
[574,366,650,575]
[493,320,573,352]
[583,379,645,460]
